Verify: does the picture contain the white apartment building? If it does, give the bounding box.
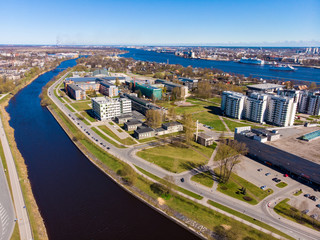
[92,97,132,120]
[265,96,297,127]
[221,91,246,119]
[307,95,320,115]
[244,93,268,123]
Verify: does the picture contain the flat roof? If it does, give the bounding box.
[236,133,320,185]
[247,83,283,90]
[68,84,83,91]
[135,126,154,133]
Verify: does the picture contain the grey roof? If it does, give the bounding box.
[197,132,214,140]
[116,114,132,119]
[247,83,283,90]
[100,81,116,87]
[68,84,83,91]
[66,77,97,82]
[162,121,182,128]
[179,78,198,83]
[125,120,142,126]
[155,127,166,132]
[135,126,154,134]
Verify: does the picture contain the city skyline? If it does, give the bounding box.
[1,0,319,46]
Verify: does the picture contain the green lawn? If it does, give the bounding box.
[80,111,96,122]
[276,182,288,188]
[75,113,90,125]
[274,198,320,231]
[91,127,126,148]
[215,169,273,205]
[223,118,256,132]
[134,166,203,200]
[137,144,209,173]
[98,125,136,145]
[191,171,214,188]
[207,200,294,240]
[70,101,92,111]
[65,104,75,112]
[192,111,226,131]
[208,97,221,104]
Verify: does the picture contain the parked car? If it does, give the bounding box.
[304,194,311,198]
[311,214,318,219]
[302,209,309,214]
[272,178,278,181]
[260,185,267,190]
[283,174,289,177]
[275,179,281,183]
[107,147,110,150]
[180,178,184,182]
[316,204,320,208]
[257,168,263,172]
[309,196,318,201]
[265,173,271,176]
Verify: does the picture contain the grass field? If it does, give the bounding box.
[91,127,126,148]
[75,113,90,125]
[215,169,273,205]
[70,101,91,111]
[207,200,294,240]
[98,125,136,145]
[137,144,210,173]
[274,198,320,231]
[64,104,75,112]
[293,189,303,196]
[191,171,214,188]
[223,118,256,132]
[192,111,226,131]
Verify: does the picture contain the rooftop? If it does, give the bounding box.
[135,126,154,134]
[162,121,182,128]
[247,83,283,90]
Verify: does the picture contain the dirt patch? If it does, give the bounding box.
[174,101,193,106]
[157,197,165,206]
[221,224,232,230]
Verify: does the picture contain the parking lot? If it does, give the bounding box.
[235,156,320,219]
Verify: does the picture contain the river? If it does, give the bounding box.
[121,48,320,83]
[6,59,198,240]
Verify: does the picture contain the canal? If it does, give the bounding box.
[6,59,198,240]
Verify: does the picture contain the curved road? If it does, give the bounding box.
[49,73,320,240]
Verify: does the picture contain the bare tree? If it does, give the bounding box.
[182,113,195,146]
[146,109,162,128]
[215,140,248,183]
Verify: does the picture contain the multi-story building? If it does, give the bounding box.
[66,84,86,100]
[99,82,118,97]
[178,78,198,90]
[155,79,188,98]
[265,96,297,127]
[244,93,268,123]
[221,91,246,119]
[307,94,320,115]
[91,97,132,120]
[135,83,162,100]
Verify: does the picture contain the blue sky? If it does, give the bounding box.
[0,0,319,46]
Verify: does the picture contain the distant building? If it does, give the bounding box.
[93,69,110,77]
[99,81,118,97]
[178,78,198,90]
[123,93,164,115]
[247,83,283,95]
[155,79,188,98]
[91,97,131,120]
[161,121,183,133]
[221,91,246,119]
[115,114,133,124]
[66,84,86,100]
[135,83,162,100]
[134,126,155,139]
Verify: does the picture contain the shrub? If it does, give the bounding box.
[243,196,253,202]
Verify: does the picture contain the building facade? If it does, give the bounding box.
[244,93,268,123]
[221,91,246,119]
[265,96,297,127]
[91,97,132,120]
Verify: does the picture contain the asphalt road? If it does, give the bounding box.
[0,154,15,240]
[0,114,32,240]
[49,74,320,240]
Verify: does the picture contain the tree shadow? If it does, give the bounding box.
[180,161,203,172]
[84,109,96,120]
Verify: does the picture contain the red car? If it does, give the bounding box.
[284,174,289,177]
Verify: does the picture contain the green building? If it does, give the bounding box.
[136,83,162,100]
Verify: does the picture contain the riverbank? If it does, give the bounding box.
[0,60,68,240]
